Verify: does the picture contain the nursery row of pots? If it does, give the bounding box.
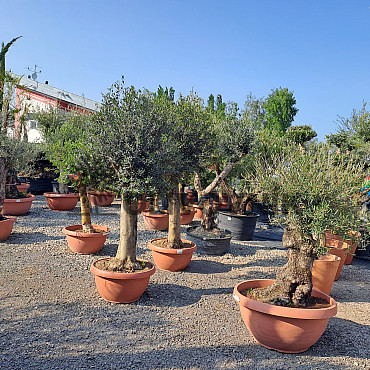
[0,192,362,355]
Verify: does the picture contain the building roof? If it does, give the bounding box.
[12,74,101,112]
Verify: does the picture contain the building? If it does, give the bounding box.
[13,74,100,142]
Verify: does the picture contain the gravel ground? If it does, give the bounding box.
[0,196,369,370]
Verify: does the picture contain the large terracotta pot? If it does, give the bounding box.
[90,258,155,303]
[16,183,30,193]
[2,194,35,216]
[312,254,341,295]
[44,192,79,211]
[233,279,337,353]
[0,217,17,240]
[62,225,110,254]
[87,191,115,207]
[180,209,196,225]
[137,200,150,213]
[142,211,169,230]
[148,238,197,271]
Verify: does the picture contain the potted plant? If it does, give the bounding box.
[87,79,174,302]
[233,145,364,353]
[38,111,113,253]
[147,88,214,271]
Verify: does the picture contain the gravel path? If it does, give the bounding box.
[1,196,369,369]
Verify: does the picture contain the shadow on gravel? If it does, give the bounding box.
[185,260,248,274]
[3,232,65,244]
[141,283,232,307]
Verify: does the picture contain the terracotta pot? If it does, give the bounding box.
[312,254,341,295]
[16,183,30,193]
[343,232,361,264]
[233,279,337,353]
[2,194,35,216]
[142,211,169,231]
[137,200,150,213]
[324,231,343,248]
[44,192,79,211]
[191,204,203,219]
[148,238,197,271]
[62,225,110,254]
[328,246,348,281]
[87,191,115,207]
[0,217,17,240]
[180,210,196,225]
[90,258,155,303]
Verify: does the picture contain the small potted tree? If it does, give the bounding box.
[147,90,211,270]
[233,145,364,353]
[88,79,170,303]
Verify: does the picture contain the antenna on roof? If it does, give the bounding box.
[27,65,42,81]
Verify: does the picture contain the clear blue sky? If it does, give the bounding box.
[2,0,370,141]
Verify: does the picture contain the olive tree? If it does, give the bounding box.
[87,79,169,270]
[250,146,364,307]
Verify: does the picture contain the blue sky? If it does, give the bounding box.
[2,0,370,141]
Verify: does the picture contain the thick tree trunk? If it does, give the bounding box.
[0,157,6,221]
[251,224,315,307]
[78,183,95,233]
[178,183,185,211]
[200,198,217,231]
[153,195,160,212]
[167,186,182,249]
[112,197,142,271]
[5,173,20,199]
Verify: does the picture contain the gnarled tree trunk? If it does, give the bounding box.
[78,183,95,233]
[200,198,217,231]
[251,223,315,307]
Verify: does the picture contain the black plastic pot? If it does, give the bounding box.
[186,227,232,255]
[217,211,259,241]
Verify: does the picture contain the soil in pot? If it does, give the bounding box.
[148,238,197,271]
[90,258,155,303]
[233,279,337,353]
[44,192,79,211]
[217,211,259,241]
[1,194,35,216]
[142,211,169,231]
[62,225,110,254]
[186,226,231,255]
[0,217,17,240]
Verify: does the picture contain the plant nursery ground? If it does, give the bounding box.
[0,196,369,369]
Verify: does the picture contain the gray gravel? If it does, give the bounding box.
[0,195,369,369]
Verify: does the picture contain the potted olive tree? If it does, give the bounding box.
[41,112,114,253]
[233,145,364,353]
[87,79,170,303]
[148,89,212,270]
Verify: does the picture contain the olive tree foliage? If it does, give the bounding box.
[326,102,370,169]
[263,87,298,136]
[86,79,173,270]
[194,99,256,217]
[249,146,364,307]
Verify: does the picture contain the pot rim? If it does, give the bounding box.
[233,279,337,320]
[218,210,259,219]
[317,253,341,262]
[44,192,79,198]
[63,224,110,237]
[0,216,17,223]
[142,211,169,219]
[90,258,155,279]
[87,191,116,196]
[4,194,35,203]
[186,226,232,241]
[149,237,197,254]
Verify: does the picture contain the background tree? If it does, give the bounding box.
[285,125,317,148]
[263,87,298,136]
[0,36,22,118]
